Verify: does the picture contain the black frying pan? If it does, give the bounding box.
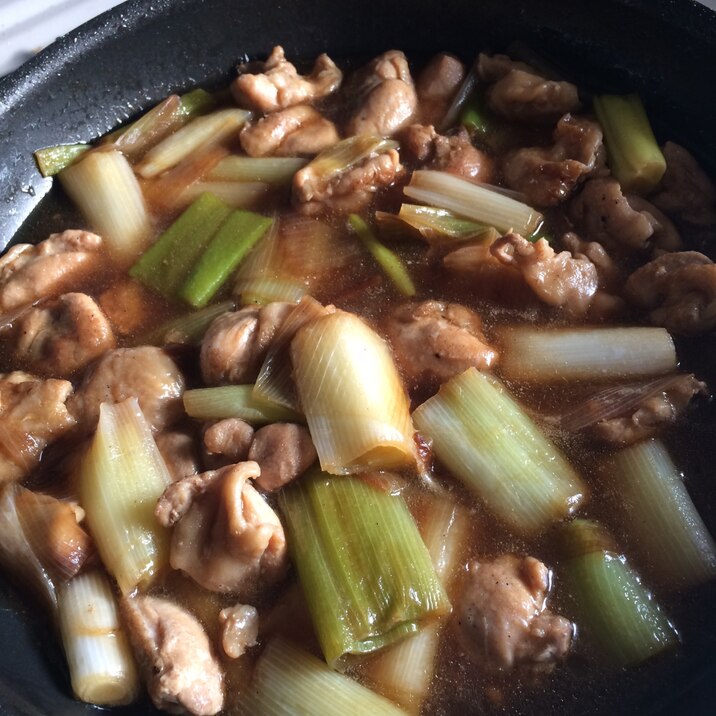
[0,0,715,713]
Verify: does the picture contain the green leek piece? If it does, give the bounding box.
[593,94,666,194]
[177,88,216,118]
[183,385,303,424]
[180,210,273,308]
[144,299,234,345]
[247,638,407,715]
[460,92,511,150]
[129,192,232,297]
[278,469,451,668]
[348,214,416,297]
[560,519,679,669]
[34,144,90,177]
[395,204,496,243]
[412,367,586,536]
[209,155,307,184]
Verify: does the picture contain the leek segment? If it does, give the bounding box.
[210,156,307,184]
[247,638,407,715]
[79,399,172,595]
[34,143,89,177]
[144,300,235,345]
[412,368,585,535]
[560,519,679,669]
[593,94,666,194]
[291,310,416,474]
[388,203,497,244]
[183,385,303,424]
[278,471,451,668]
[607,440,716,589]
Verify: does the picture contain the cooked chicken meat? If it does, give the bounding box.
[155,431,201,482]
[248,423,317,491]
[455,555,573,672]
[231,45,342,112]
[415,53,465,126]
[155,462,287,596]
[204,418,255,464]
[218,603,259,659]
[122,594,224,716]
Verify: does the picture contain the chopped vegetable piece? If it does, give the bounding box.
[279,470,451,668]
[348,214,416,296]
[180,180,271,209]
[209,156,308,184]
[34,144,90,177]
[143,300,235,345]
[593,94,666,194]
[183,385,303,424]
[383,203,497,244]
[305,135,398,180]
[177,88,217,117]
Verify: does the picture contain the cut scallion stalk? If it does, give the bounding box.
[278,470,451,668]
[593,94,666,194]
[209,156,307,184]
[183,385,303,424]
[404,170,543,236]
[143,300,235,345]
[606,439,716,590]
[246,638,407,715]
[34,143,90,177]
[392,203,497,244]
[412,368,585,535]
[305,135,398,180]
[179,180,271,209]
[177,88,216,118]
[180,210,273,308]
[559,519,679,669]
[348,214,416,297]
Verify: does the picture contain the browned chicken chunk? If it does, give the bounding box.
[10,293,115,378]
[156,431,200,482]
[240,105,339,157]
[0,230,105,313]
[69,346,185,433]
[248,423,317,491]
[455,555,573,673]
[231,45,342,112]
[218,603,259,659]
[345,50,418,137]
[204,418,255,464]
[155,462,287,596]
[384,300,498,385]
[503,114,604,206]
[415,53,465,126]
[0,371,76,483]
[477,53,580,122]
[122,594,224,716]
[625,251,716,335]
[200,303,293,385]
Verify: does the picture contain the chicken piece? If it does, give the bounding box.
[0,372,76,483]
[625,251,716,335]
[415,53,465,126]
[384,300,498,385]
[155,462,287,596]
[491,233,599,316]
[625,195,682,253]
[561,232,621,291]
[122,594,224,716]
[455,555,573,673]
[0,230,105,313]
[240,105,339,157]
[200,303,293,385]
[293,146,403,215]
[204,418,255,464]
[503,114,604,206]
[231,45,342,113]
[69,346,185,433]
[98,278,164,336]
[156,431,200,482]
[219,603,259,659]
[345,50,418,137]
[651,142,716,227]
[591,374,708,445]
[248,423,317,491]
[477,53,580,122]
[10,293,115,378]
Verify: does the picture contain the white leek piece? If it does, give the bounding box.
[183,385,303,424]
[607,439,716,589]
[79,398,171,594]
[413,368,585,535]
[137,108,251,178]
[500,326,676,382]
[210,156,307,184]
[246,638,407,715]
[58,571,139,706]
[180,180,271,209]
[59,149,151,266]
[291,310,416,474]
[404,170,543,236]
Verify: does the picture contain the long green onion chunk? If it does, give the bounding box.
[79,398,172,595]
[245,638,407,715]
[392,203,497,245]
[559,519,679,669]
[209,156,308,184]
[412,368,586,536]
[404,170,543,237]
[460,92,504,146]
[177,87,217,118]
[183,385,303,424]
[130,192,232,297]
[180,210,273,308]
[348,214,416,297]
[278,469,451,668]
[34,143,90,177]
[180,180,271,210]
[605,440,716,590]
[593,94,666,194]
[304,135,399,181]
[143,299,235,345]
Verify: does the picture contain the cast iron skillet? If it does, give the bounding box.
[0,0,715,714]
